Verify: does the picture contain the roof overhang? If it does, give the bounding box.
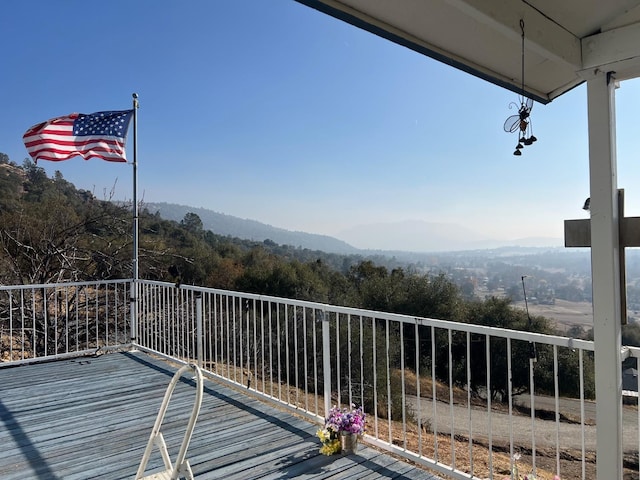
[296,0,640,104]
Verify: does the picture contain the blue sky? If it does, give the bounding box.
[2,1,640,250]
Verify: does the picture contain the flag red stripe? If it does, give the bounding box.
[27,146,126,156]
[28,153,126,162]
[24,137,125,149]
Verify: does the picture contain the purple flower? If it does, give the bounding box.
[324,404,366,436]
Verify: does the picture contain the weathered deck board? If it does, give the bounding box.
[0,351,441,479]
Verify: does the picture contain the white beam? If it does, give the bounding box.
[445,0,582,68]
[583,21,640,71]
[586,72,623,480]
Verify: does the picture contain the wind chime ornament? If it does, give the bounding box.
[504,19,537,155]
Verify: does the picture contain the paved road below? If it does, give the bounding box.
[406,394,638,451]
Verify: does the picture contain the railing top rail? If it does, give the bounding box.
[0,278,132,291]
[138,280,594,351]
[624,345,640,357]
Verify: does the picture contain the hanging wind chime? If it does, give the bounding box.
[504,19,537,155]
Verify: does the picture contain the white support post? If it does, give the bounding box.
[587,72,623,480]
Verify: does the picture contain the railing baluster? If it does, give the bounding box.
[312,308,319,417]
[415,320,422,457]
[466,331,473,477]
[530,351,536,474]
[260,299,265,394]
[269,301,274,399]
[238,296,244,386]
[486,333,493,478]
[448,328,455,469]
[554,344,560,475]
[580,348,586,480]
[385,317,392,444]
[41,287,47,357]
[431,325,438,462]
[507,337,514,470]
[285,304,290,405]
[321,308,330,418]
[252,298,258,393]
[336,312,341,407]
[84,285,89,348]
[104,285,109,349]
[372,316,379,439]
[225,295,230,380]
[347,313,352,407]
[359,315,364,414]
[277,303,282,401]
[302,307,308,411]
[212,292,216,371]
[64,287,69,353]
[400,316,407,450]
[9,291,13,360]
[113,283,117,348]
[196,292,203,368]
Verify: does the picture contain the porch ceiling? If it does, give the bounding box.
[296,0,640,103]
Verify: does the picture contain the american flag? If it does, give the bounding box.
[23,110,134,163]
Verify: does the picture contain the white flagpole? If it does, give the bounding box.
[131,93,139,344]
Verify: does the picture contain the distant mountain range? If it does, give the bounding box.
[143,202,563,255]
[338,220,563,252]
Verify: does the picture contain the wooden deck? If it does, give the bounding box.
[0,351,441,479]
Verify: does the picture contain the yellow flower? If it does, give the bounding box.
[316,428,330,443]
[319,438,341,455]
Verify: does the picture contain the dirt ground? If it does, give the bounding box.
[361,414,615,480]
[511,299,594,334]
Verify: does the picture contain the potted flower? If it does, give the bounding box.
[316,404,365,455]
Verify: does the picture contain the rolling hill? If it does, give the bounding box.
[143,202,359,255]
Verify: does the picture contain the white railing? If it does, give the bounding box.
[135,281,327,423]
[134,280,602,480]
[0,280,130,365]
[3,279,634,479]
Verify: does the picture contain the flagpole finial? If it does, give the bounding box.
[132,93,139,109]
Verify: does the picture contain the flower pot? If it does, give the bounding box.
[340,433,358,455]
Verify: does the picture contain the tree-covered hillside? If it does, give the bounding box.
[144,202,360,255]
